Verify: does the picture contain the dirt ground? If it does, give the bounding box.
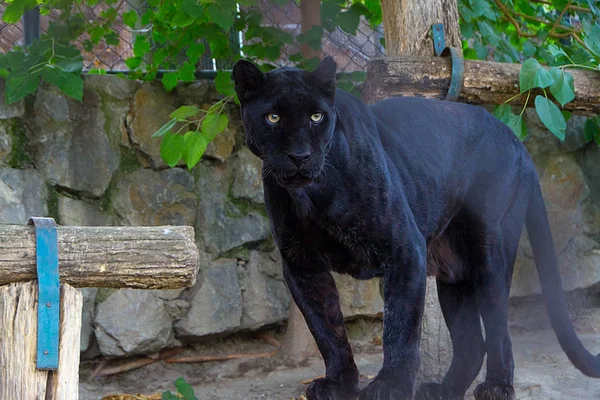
[80,328,600,400]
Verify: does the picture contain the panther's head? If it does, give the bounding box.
[232,57,337,189]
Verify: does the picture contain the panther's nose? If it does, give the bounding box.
[286,151,311,167]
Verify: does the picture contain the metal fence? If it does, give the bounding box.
[0,0,385,73]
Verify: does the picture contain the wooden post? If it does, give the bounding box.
[0,282,82,399]
[0,224,198,399]
[381,0,461,57]
[366,0,458,384]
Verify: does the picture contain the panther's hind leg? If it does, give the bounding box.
[416,279,485,400]
[473,219,524,400]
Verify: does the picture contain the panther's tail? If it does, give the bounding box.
[525,181,600,378]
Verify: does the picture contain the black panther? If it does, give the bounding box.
[232,56,600,400]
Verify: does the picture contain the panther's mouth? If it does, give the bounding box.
[277,173,315,188]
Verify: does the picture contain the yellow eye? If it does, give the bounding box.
[266,113,280,124]
[310,112,324,123]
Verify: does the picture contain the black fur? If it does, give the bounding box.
[233,57,600,400]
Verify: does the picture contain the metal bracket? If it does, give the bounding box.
[431,23,465,102]
[28,217,60,370]
[432,23,446,57]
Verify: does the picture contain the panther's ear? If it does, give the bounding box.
[310,56,337,101]
[232,59,265,105]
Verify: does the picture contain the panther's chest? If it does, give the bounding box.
[311,219,384,279]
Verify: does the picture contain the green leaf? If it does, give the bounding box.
[171,11,195,28]
[133,36,151,57]
[5,72,40,104]
[175,377,198,400]
[207,3,235,31]
[522,41,536,57]
[548,68,575,107]
[182,0,205,17]
[336,7,362,35]
[123,10,138,28]
[534,95,567,140]
[161,72,178,92]
[161,391,179,400]
[160,131,185,167]
[547,44,568,62]
[583,118,598,143]
[214,70,235,96]
[170,105,199,120]
[179,62,196,83]
[583,22,600,57]
[2,0,37,23]
[41,68,84,101]
[186,43,205,64]
[470,0,496,20]
[182,131,208,169]
[520,58,554,92]
[477,21,500,46]
[125,56,142,70]
[493,104,527,140]
[152,119,177,138]
[201,113,228,141]
[296,25,324,50]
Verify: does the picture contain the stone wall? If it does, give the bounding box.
[0,76,383,358]
[0,76,598,361]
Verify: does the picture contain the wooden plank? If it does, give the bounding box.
[0,225,198,289]
[0,282,82,399]
[362,55,600,115]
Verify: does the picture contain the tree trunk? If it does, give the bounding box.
[362,55,600,115]
[368,0,460,384]
[0,281,82,399]
[0,225,198,289]
[279,0,323,364]
[299,0,322,60]
[381,0,461,57]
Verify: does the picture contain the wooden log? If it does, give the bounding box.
[381,0,461,57]
[0,225,198,289]
[0,281,83,400]
[362,55,600,115]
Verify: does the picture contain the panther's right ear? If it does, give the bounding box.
[232,60,265,105]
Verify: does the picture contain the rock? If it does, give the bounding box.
[0,123,12,164]
[127,84,177,168]
[113,168,198,226]
[579,144,600,235]
[204,123,237,162]
[196,162,270,254]
[0,81,25,119]
[240,251,289,329]
[0,168,47,224]
[164,299,190,319]
[175,259,242,338]
[58,196,113,226]
[28,84,120,197]
[232,148,264,204]
[94,289,175,356]
[561,115,589,152]
[80,288,98,352]
[153,289,186,301]
[85,75,139,100]
[333,273,384,318]
[512,155,595,297]
[175,81,214,106]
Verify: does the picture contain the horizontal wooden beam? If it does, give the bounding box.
[362,56,600,116]
[0,225,198,289]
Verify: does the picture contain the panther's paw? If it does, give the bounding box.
[473,382,515,400]
[306,377,360,400]
[415,382,463,400]
[358,374,409,400]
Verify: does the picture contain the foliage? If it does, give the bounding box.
[459,0,600,141]
[161,377,197,400]
[0,0,382,168]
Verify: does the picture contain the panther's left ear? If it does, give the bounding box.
[232,59,266,105]
[310,56,337,101]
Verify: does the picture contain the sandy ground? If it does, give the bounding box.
[80,329,600,400]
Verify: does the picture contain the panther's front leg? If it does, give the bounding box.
[360,241,427,400]
[283,262,360,400]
